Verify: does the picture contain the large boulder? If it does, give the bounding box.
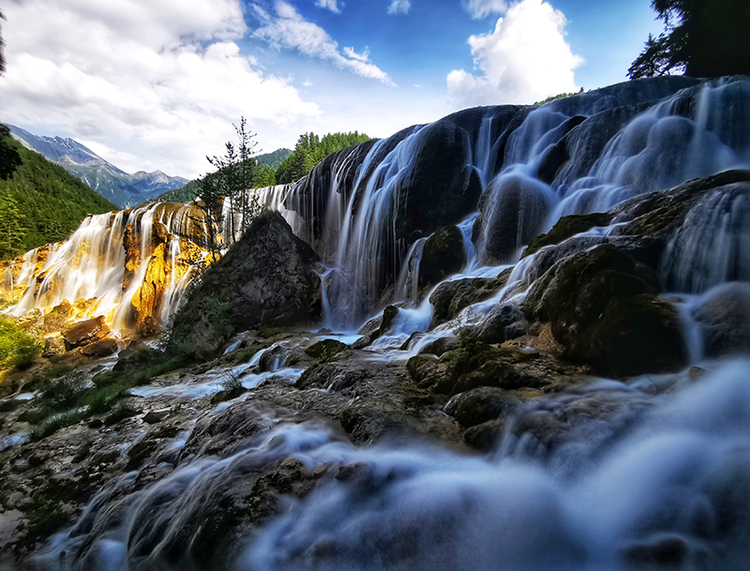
[524,244,687,378]
[390,120,483,243]
[62,316,110,350]
[473,174,553,264]
[169,211,322,358]
[417,225,466,296]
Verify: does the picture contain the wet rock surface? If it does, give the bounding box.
[169,211,322,359]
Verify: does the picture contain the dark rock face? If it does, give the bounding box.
[170,211,322,358]
[523,212,614,258]
[474,174,553,264]
[429,269,512,327]
[524,245,687,378]
[472,302,528,344]
[391,121,483,244]
[417,226,466,295]
[444,387,520,428]
[694,283,750,357]
[62,316,110,350]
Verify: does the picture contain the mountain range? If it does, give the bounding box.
[7,125,189,208]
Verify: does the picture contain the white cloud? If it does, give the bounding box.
[447,0,582,107]
[316,0,342,13]
[387,0,411,15]
[343,46,371,63]
[254,1,395,86]
[0,0,320,178]
[463,0,508,19]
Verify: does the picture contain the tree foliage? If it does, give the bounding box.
[195,117,267,258]
[276,131,371,184]
[628,0,750,79]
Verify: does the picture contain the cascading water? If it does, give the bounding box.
[275,76,750,335]
[2,202,208,333]
[25,361,750,570]
[12,76,750,571]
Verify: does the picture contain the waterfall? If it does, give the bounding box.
[2,202,208,334]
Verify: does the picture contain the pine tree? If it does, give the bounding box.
[629,0,750,79]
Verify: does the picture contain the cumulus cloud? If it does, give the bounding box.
[387,0,411,15]
[315,0,342,13]
[0,0,319,178]
[253,1,395,85]
[463,0,508,19]
[447,0,582,107]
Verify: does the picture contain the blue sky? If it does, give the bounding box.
[0,0,664,179]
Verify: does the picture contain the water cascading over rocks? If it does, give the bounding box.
[8,75,750,571]
[0,202,208,337]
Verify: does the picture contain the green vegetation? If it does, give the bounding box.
[28,350,191,440]
[628,0,750,79]
[201,296,235,337]
[149,148,291,205]
[0,317,42,369]
[276,131,371,184]
[25,495,69,539]
[0,126,117,259]
[534,91,580,106]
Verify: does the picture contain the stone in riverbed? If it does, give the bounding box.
[694,282,750,357]
[62,316,110,350]
[444,386,520,428]
[80,337,119,358]
[169,211,322,359]
[524,244,687,378]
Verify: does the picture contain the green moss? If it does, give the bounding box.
[25,495,69,538]
[30,409,87,440]
[304,339,348,362]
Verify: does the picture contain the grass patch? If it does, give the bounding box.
[30,409,87,441]
[0,317,42,370]
[210,372,247,403]
[29,352,190,440]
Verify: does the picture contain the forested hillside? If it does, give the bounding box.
[276,131,370,184]
[0,126,116,259]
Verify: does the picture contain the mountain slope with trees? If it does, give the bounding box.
[0,125,117,259]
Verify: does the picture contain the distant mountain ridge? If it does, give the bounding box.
[8,125,189,208]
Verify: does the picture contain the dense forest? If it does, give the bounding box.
[0,126,117,259]
[275,131,370,184]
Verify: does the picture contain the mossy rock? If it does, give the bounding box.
[522,212,613,258]
[444,386,520,427]
[524,244,686,378]
[429,268,512,327]
[305,339,349,362]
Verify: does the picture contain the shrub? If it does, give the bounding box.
[0,317,41,369]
